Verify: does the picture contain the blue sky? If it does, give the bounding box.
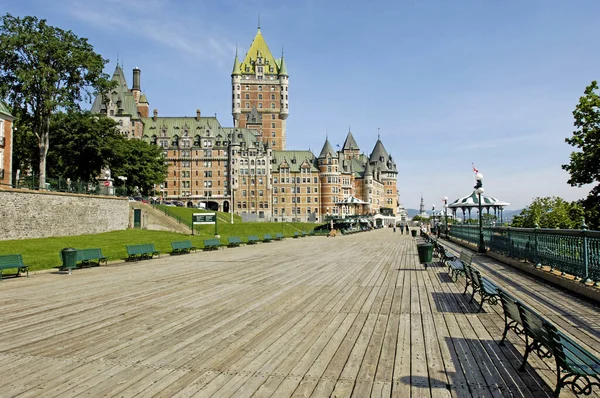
[3,0,598,210]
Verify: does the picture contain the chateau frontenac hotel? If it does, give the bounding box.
[91,27,399,222]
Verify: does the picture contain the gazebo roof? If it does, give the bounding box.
[339,195,368,205]
[448,190,510,208]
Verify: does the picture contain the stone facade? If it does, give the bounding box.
[0,102,14,187]
[0,189,129,241]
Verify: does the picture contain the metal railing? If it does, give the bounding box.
[449,225,600,284]
[3,173,128,197]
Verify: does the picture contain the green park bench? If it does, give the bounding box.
[228,236,242,247]
[0,254,29,281]
[301,230,307,237]
[126,244,160,261]
[497,287,600,396]
[77,248,107,267]
[247,235,259,244]
[275,233,284,240]
[263,234,273,243]
[447,251,474,281]
[468,266,499,312]
[203,238,221,251]
[171,240,197,255]
[293,232,300,239]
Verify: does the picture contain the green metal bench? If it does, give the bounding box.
[546,322,600,396]
[126,244,160,261]
[77,248,107,267]
[275,233,284,240]
[497,287,600,396]
[203,238,221,251]
[468,266,499,312]
[293,231,300,238]
[247,235,259,244]
[0,254,29,281]
[263,234,273,243]
[301,230,307,237]
[447,250,474,281]
[171,240,197,255]
[228,236,242,247]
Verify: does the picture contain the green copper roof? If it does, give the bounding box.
[272,150,319,172]
[238,28,280,76]
[232,50,242,76]
[278,54,288,76]
[342,131,359,151]
[318,138,335,158]
[141,116,222,138]
[139,93,148,103]
[91,65,140,119]
[0,101,12,117]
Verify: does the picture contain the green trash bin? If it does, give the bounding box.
[411,229,417,238]
[417,243,433,263]
[61,248,78,274]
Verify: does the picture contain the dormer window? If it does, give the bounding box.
[258,86,263,91]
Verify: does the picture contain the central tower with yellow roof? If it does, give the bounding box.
[232,26,289,151]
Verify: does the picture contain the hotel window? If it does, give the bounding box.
[272,140,276,146]
[258,85,262,91]
[271,114,276,119]
[271,94,275,100]
[271,103,275,109]
[245,94,249,99]
[258,103,263,108]
[246,103,250,108]
[271,123,276,128]
[258,94,262,100]
[272,131,276,137]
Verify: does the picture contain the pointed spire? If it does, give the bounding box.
[278,49,288,76]
[258,14,261,30]
[342,130,359,151]
[319,138,335,159]
[232,48,241,76]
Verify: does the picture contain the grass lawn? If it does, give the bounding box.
[0,219,325,272]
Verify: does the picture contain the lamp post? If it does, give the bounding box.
[432,204,436,234]
[443,196,448,237]
[474,172,486,253]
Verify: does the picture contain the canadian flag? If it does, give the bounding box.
[472,163,478,173]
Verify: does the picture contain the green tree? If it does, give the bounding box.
[46,111,121,181]
[511,197,584,229]
[109,138,168,196]
[0,14,113,189]
[562,81,600,229]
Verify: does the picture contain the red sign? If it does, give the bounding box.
[104,181,110,187]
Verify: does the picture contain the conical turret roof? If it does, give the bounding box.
[278,53,288,76]
[369,139,389,164]
[319,138,335,158]
[232,49,242,76]
[342,131,359,151]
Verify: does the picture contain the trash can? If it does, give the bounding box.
[411,229,417,238]
[61,248,78,274]
[417,243,433,263]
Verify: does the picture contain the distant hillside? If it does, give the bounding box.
[406,209,420,218]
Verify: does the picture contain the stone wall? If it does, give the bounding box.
[0,188,129,241]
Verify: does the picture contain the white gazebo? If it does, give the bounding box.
[448,191,510,223]
[339,195,368,216]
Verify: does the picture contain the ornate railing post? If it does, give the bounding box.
[507,226,512,257]
[581,218,589,284]
[534,223,541,268]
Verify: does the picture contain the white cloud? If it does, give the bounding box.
[67,0,235,65]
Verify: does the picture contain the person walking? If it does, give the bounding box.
[399,224,404,234]
[405,224,409,234]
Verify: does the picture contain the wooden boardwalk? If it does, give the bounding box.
[0,230,598,397]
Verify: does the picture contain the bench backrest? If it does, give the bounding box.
[171,240,192,249]
[275,233,283,239]
[78,248,103,260]
[228,236,241,243]
[460,251,474,265]
[498,288,522,325]
[264,234,272,240]
[518,302,553,351]
[248,235,259,241]
[545,322,600,375]
[464,263,475,280]
[127,244,155,255]
[470,267,483,288]
[0,254,24,267]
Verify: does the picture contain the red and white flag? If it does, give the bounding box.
[472,163,478,173]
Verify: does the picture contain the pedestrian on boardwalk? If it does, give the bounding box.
[399,224,404,234]
[393,225,396,233]
[405,224,409,234]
